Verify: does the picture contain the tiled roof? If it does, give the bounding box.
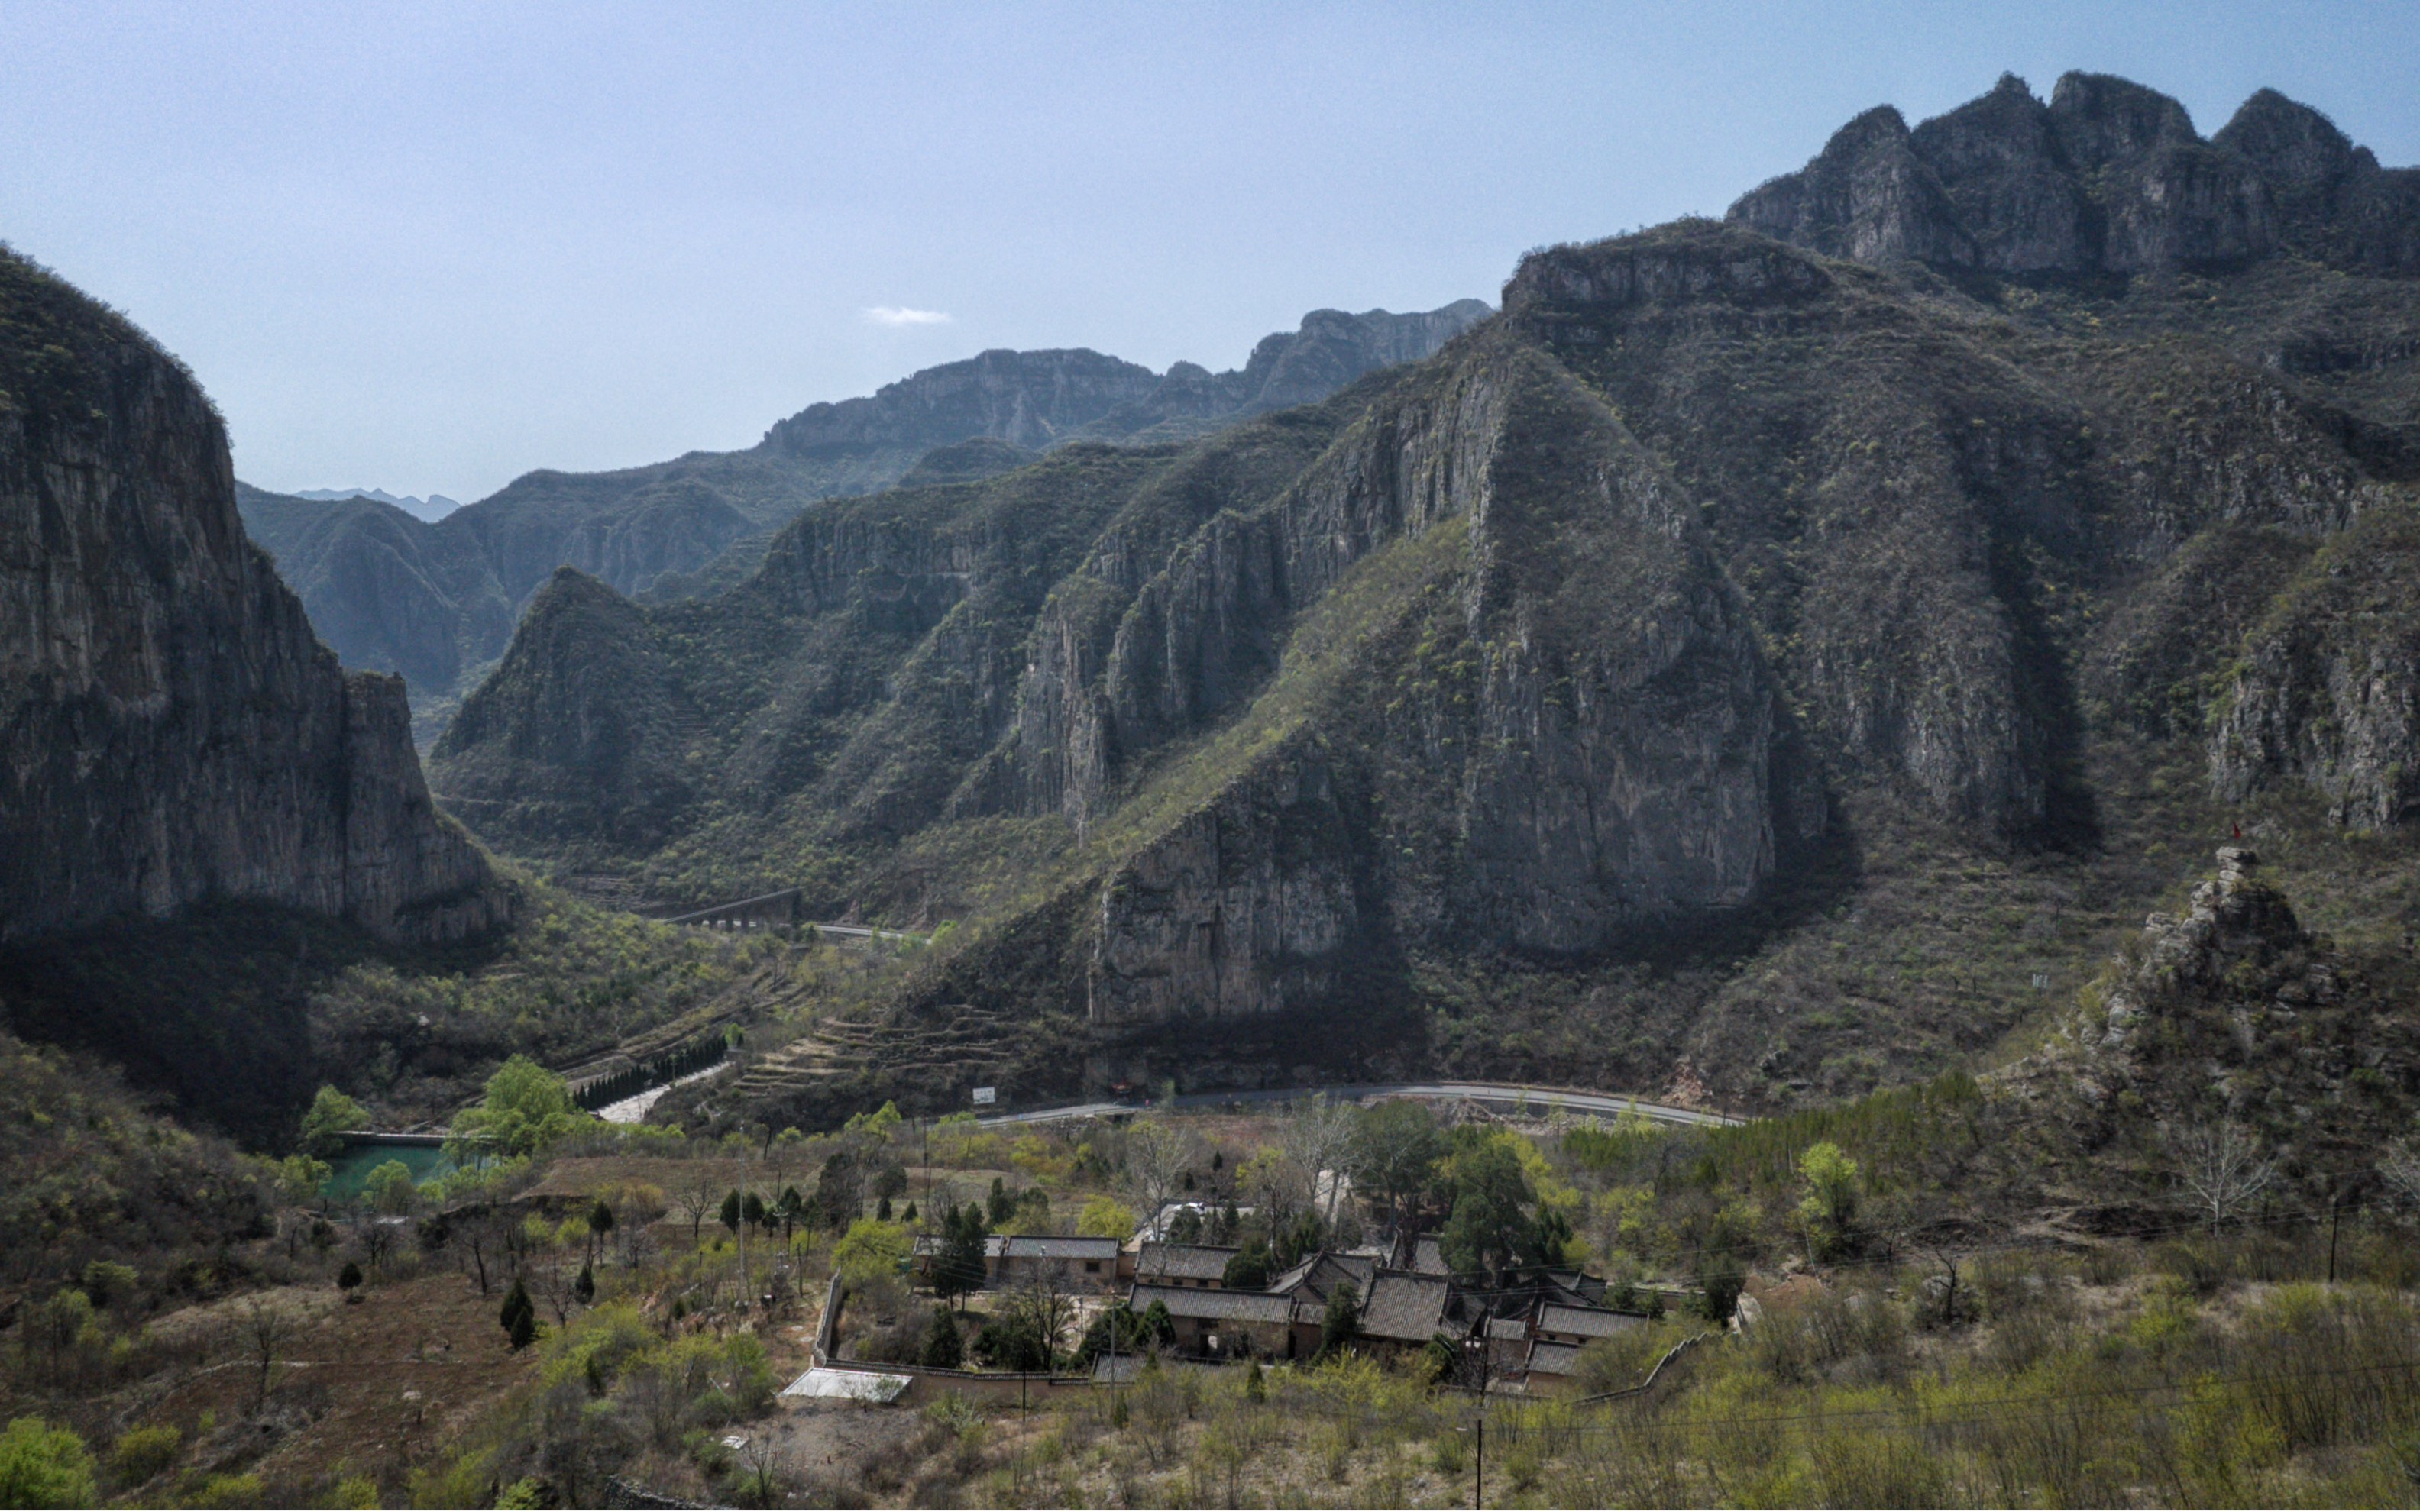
[911,1235,1007,1258]
[1524,1339,1584,1378]
[1128,1284,1293,1326]
[1000,1236,1121,1260]
[1411,1238,1448,1276]
[1270,1252,1376,1302]
[1358,1274,1451,1342]
[1485,1317,1529,1341]
[1137,1242,1238,1281]
[1538,1304,1642,1339]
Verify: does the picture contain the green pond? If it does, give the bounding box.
[322,1139,458,1200]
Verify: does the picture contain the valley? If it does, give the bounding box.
[4,60,2420,1511]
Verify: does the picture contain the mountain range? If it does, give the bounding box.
[294,486,463,522]
[429,71,2420,1129]
[235,301,1490,735]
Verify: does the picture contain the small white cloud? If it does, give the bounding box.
[864,305,952,327]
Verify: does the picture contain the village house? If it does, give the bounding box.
[1128,1283,1296,1358]
[998,1235,1121,1289]
[1133,1241,1238,1289]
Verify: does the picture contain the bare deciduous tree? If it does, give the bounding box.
[1281,1094,1358,1223]
[2168,1121,2276,1231]
[674,1168,724,1243]
[531,1260,584,1326]
[740,1433,787,1506]
[2378,1137,2420,1210]
[241,1297,292,1416]
[1124,1118,1199,1238]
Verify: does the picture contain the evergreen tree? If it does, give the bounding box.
[1438,1142,1535,1278]
[920,1305,963,1368]
[933,1205,989,1311]
[1220,1242,1270,1290]
[1318,1281,1360,1359]
[499,1280,535,1349]
[574,1262,595,1305]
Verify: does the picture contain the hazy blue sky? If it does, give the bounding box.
[7,2,2417,502]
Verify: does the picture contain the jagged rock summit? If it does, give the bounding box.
[1732,72,2420,275]
[0,244,507,945]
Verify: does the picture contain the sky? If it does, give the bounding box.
[6,2,2418,503]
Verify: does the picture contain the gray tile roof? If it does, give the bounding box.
[1538,1304,1642,1340]
[1136,1242,1238,1282]
[1270,1252,1376,1303]
[1358,1274,1451,1342]
[1485,1317,1529,1341]
[1128,1284,1294,1326]
[911,1235,1007,1258]
[1525,1339,1584,1378]
[999,1235,1121,1260]
[1411,1238,1448,1276]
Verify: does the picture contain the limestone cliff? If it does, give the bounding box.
[2208,505,2420,827]
[430,75,2420,1116]
[0,246,506,945]
[1732,73,2419,276]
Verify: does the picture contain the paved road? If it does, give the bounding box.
[978,1080,1743,1129]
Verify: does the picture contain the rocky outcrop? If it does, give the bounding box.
[0,247,505,945]
[2085,847,2309,1057]
[1732,72,2418,276]
[1089,749,1364,1026]
[2208,507,2420,828]
[1995,848,2417,1209]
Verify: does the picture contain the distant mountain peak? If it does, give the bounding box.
[758,299,1493,459]
[1731,71,2420,276]
[293,486,462,522]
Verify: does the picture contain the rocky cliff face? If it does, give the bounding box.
[2208,505,2420,827]
[242,302,1491,728]
[433,75,2420,1116]
[1,247,506,945]
[1732,73,2419,276]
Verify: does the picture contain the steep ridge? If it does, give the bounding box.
[440,75,2420,1123]
[0,246,506,945]
[238,301,1492,728]
[1732,72,2420,276]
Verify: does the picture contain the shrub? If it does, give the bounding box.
[79,1260,138,1310]
[107,1424,179,1487]
[1432,1432,1466,1476]
[0,1418,95,1509]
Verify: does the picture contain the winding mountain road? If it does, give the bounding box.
[976,1081,1743,1129]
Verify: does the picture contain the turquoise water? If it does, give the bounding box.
[322,1139,458,1200]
